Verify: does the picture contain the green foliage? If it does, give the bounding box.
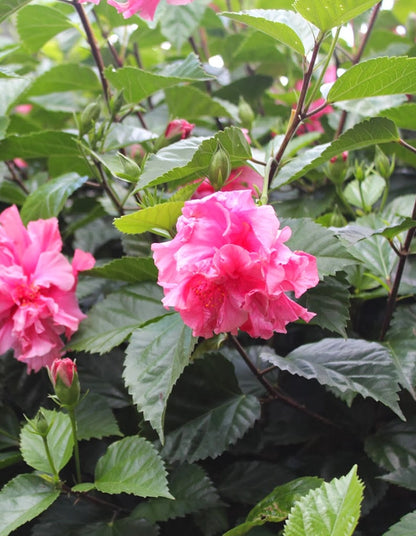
[383,512,416,536]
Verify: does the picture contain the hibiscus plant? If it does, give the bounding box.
[0,0,416,535]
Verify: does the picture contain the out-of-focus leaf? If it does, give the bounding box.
[86,257,157,283]
[261,338,403,418]
[0,0,32,23]
[382,466,416,491]
[26,64,100,96]
[0,474,60,536]
[294,0,379,31]
[383,511,416,536]
[94,436,172,498]
[124,314,196,442]
[160,0,211,50]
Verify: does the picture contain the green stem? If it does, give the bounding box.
[69,408,82,484]
[42,436,60,483]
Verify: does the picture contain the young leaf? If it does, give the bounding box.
[20,410,73,474]
[283,465,364,536]
[94,436,173,498]
[383,511,416,536]
[343,174,386,210]
[224,477,323,536]
[105,53,212,104]
[261,338,404,418]
[0,474,60,536]
[293,0,379,31]
[114,201,184,237]
[328,57,416,103]
[161,354,261,463]
[20,173,88,224]
[68,283,166,354]
[221,10,318,55]
[272,117,399,188]
[124,314,197,443]
[132,463,220,522]
[17,5,73,53]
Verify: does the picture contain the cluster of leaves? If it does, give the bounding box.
[0,0,416,535]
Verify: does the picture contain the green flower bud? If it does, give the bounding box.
[110,90,124,117]
[207,143,231,190]
[238,96,255,130]
[79,102,101,136]
[327,151,348,185]
[354,160,366,182]
[374,145,394,180]
[32,410,50,438]
[116,153,141,182]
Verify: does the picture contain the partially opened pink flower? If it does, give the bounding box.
[79,0,195,20]
[193,166,264,199]
[152,191,318,339]
[0,206,95,373]
[165,119,194,140]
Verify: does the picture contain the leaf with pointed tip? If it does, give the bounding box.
[68,283,165,354]
[261,338,404,418]
[293,0,379,31]
[132,463,220,522]
[105,53,212,104]
[0,474,60,536]
[124,314,197,443]
[75,393,122,441]
[272,117,399,188]
[328,57,416,103]
[114,201,184,237]
[383,511,416,536]
[283,465,364,536]
[382,466,416,491]
[20,410,73,474]
[161,355,261,463]
[221,10,317,54]
[94,436,172,498]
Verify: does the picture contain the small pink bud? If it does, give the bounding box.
[330,151,348,164]
[50,358,76,387]
[164,119,195,140]
[14,104,33,115]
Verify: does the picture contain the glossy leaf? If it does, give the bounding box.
[294,0,379,31]
[114,201,184,237]
[261,338,403,418]
[20,410,73,474]
[0,474,60,536]
[328,57,416,103]
[221,10,317,54]
[68,283,165,354]
[283,465,364,536]
[94,436,172,498]
[124,314,197,442]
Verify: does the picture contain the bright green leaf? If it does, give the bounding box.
[272,117,399,188]
[0,0,32,23]
[343,173,386,210]
[165,85,234,120]
[261,338,404,418]
[20,410,73,474]
[221,10,317,55]
[124,314,197,443]
[114,201,184,237]
[20,173,87,224]
[94,436,172,498]
[294,0,379,31]
[0,474,60,536]
[328,57,416,103]
[283,465,364,536]
[105,53,212,104]
[17,5,73,53]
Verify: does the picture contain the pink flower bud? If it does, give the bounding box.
[50,358,77,387]
[164,119,195,140]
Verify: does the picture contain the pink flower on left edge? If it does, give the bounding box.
[0,206,95,373]
[79,0,195,20]
[152,190,319,339]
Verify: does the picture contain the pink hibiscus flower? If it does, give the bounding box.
[79,0,195,20]
[193,166,264,199]
[0,206,95,373]
[152,190,318,339]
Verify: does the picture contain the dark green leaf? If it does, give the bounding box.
[75,393,122,441]
[261,338,403,418]
[328,57,416,102]
[20,173,88,224]
[68,283,165,354]
[94,436,172,498]
[132,463,220,522]
[124,314,197,442]
[0,474,60,536]
[382,466,416,491]
[161,355,261,463]
[86,257,158,283]
[383,511,416,536]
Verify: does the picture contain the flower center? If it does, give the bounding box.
[14,282,41,307]
[192,278,225,310]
